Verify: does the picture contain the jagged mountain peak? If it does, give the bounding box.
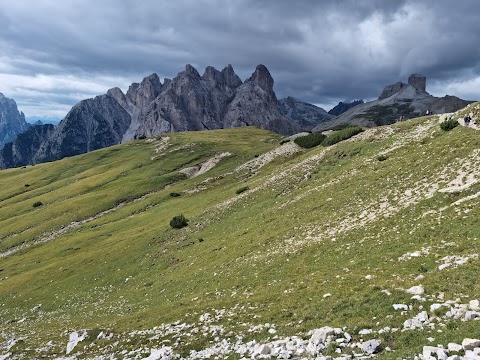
[184,64,201,78]
[247,64,274,92]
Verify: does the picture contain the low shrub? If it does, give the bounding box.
[138,135,147,140]
[280,139,291,145]
[32,201,43,208]
[321,125,363,146]
[377,154,388,162]
[440,119,459,131]
[236,186,249,194]
[170,214,189,229]
[169,192,181,197]
[294,133,326,148]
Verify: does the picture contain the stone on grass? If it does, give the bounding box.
[469,299,480,311]
[406,285,425,295]
[362,339,383,355]
[310,327,336,345]
[448,343,463,352]
[463,339,480,351]
[66,330,87,355]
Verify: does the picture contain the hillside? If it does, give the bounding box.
[1,106,480,359]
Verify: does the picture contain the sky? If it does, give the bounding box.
[1,0,480,121]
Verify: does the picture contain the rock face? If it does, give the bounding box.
[328,100,364,116]
[314,74,473,131]
[278,97,334,130]
[0,124,55,168]
[0,93,30,148]
[35,95,131,163]
[408,73,426,92]
[0,64,299,169]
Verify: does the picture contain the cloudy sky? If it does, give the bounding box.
[1,0,480,121]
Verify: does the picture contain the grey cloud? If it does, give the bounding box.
[1,0,480,117]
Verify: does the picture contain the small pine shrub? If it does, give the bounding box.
[321,126,363,146]
[280,139,291,145]
[294,133,326,148]
[440,119,459,131]
[236,186,249,194]
[377,154,388,162]
[170,214,189,229]
[138,135,147,140]
[32,201,43,208]
[169,192,181,197]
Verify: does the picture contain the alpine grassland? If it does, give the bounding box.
[1,110,480,358]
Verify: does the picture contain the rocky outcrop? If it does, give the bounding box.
[0,124,55,168]
[278,97,334,130]
[314,74,473,131]
[137,64,299,137]
[223,65,301,135]
[328,100,364,116]
[408,74,426,92]
[34,94,131,163]
[0,93,30,148]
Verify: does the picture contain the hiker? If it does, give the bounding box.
[464,115,471,126]
[426,109,429,115]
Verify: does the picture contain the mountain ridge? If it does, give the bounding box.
[0,64,301,169]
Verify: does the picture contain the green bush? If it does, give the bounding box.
[321,126,363,146]
[294,133,326,148]
[32,201,43,208]
[138,135,147,140]
[377,154,388,162]
[280,139,291,145]
[170,214,189,229]
[440,119,459,131]
[236,186,249,194]
[169,192,181,197]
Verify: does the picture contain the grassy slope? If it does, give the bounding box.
[0,117,480,358]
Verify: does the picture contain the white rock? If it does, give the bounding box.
[365,275,374,280]
[463,339,480,351]
[465,350,480,360]
[310,327,336,345]
[358,329,372,335]
[423,346,444,360]
[362,339,382,355]
[323,293,332,298]
[393,304,409,311]
[66,330,87,355]
[144,347,174,360]
[430,303,445,312]
[469,300,480,311]
[406,285,425,295]
[448,343,463,352]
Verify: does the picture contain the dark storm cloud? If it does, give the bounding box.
[1,0,480,117]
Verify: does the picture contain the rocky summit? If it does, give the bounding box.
[0,93,30,148]
[314,74,472,131]
[278,96,334,130]
[0,64,300,169]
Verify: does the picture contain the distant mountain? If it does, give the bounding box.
[328,100,364,116]
[0,93,30,148]
[278,97,334,130]
[314,74,473,131]
[0,64,300,169]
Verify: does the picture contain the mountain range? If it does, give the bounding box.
[0,68,474,169]
[313,74,473,131]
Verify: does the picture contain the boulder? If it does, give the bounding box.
[463,339,480,351]
[362,339,383,354]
